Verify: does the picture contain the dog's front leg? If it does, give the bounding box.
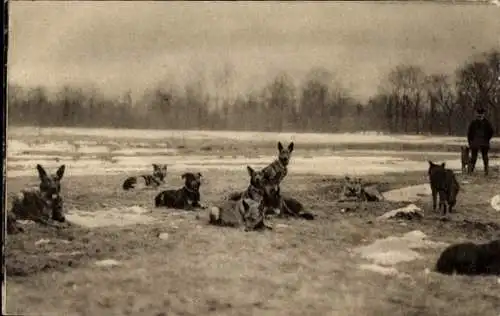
[431,189,437,212]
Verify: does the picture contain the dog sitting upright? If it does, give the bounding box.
[428,160,460,216]
[123,164,167,190]
[7,164,67,234]
[154,172,204,210]
[262,141,294,186]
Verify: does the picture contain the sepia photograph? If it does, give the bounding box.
[3,1,500,315]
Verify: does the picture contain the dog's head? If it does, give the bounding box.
[277,142,294,166]
[182,172,202,191]
[427,160,445,175]
[246,166,280,215]
[247,166,267,189]
[37,164,65,198]
[152,164,168,182]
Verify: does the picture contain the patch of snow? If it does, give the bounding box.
[353,230,449,266]
[77,145,109,154]
[30,141,76,153]
[94,259,122,267]
[112,148,178,155]
[358,264,410,279]
[35,239,51,246]
[377,204,424,221]
[66,206,154,228]
[6,140,31,155]
[383,184,432,202]
[158,233,170,240]
[491,195,500,212]
[275,224,289,229]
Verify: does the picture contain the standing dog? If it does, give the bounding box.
[428,161,460,216]
[435,239,500,275]
[122,164,168,190]
[460,146,471,174]
[262,142,294,186]
[209,166,280,231]
[154,172,203,210]
[7,164,67,234]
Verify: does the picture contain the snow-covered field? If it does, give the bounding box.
[8,126,492,144]
[7,126,499,178]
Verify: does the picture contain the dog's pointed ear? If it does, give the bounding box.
[197,172,202,178]
[181,173,188,179]
[441,162,446,168]
[56,165,66,180]
[246,166,254,177]
[288,142,294,152]
[163,164,168,170]
[278,142,284,152]
[36,164,48,181]
[428,160,434,167]
[153,164,159,170]
[242,199,249,210]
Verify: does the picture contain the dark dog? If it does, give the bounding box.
[7,164,67,234]
[435,239,500,275]
[278,194,315,220]
[262,141,294,186]
[154,172,203,210]
[460,146,471,174]
[123,164,167,190]
[428,161,460,215]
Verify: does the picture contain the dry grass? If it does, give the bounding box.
[4,166,500,316]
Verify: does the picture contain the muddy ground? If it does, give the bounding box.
[4,165,500,316]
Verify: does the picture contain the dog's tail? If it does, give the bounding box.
[209,206,220,224]
[154,192,164,207]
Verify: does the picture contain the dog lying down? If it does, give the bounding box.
[154,172,205,211]
[227,191,315,220]
[209,198,275,232]
[435,239,500,276]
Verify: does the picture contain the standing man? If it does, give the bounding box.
[467,108,494,176]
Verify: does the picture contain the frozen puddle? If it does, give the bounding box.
[353,230,448,276]
[491,195,500,212]
[66,205,155,228]
[383,184,431,202]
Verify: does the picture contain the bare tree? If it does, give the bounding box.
[386,65,427,134]
[456,49,500,132]
[425,74,456,135]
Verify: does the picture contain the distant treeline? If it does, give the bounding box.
[7,49,500,136]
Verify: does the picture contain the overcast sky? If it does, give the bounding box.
[8,1,500,101]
